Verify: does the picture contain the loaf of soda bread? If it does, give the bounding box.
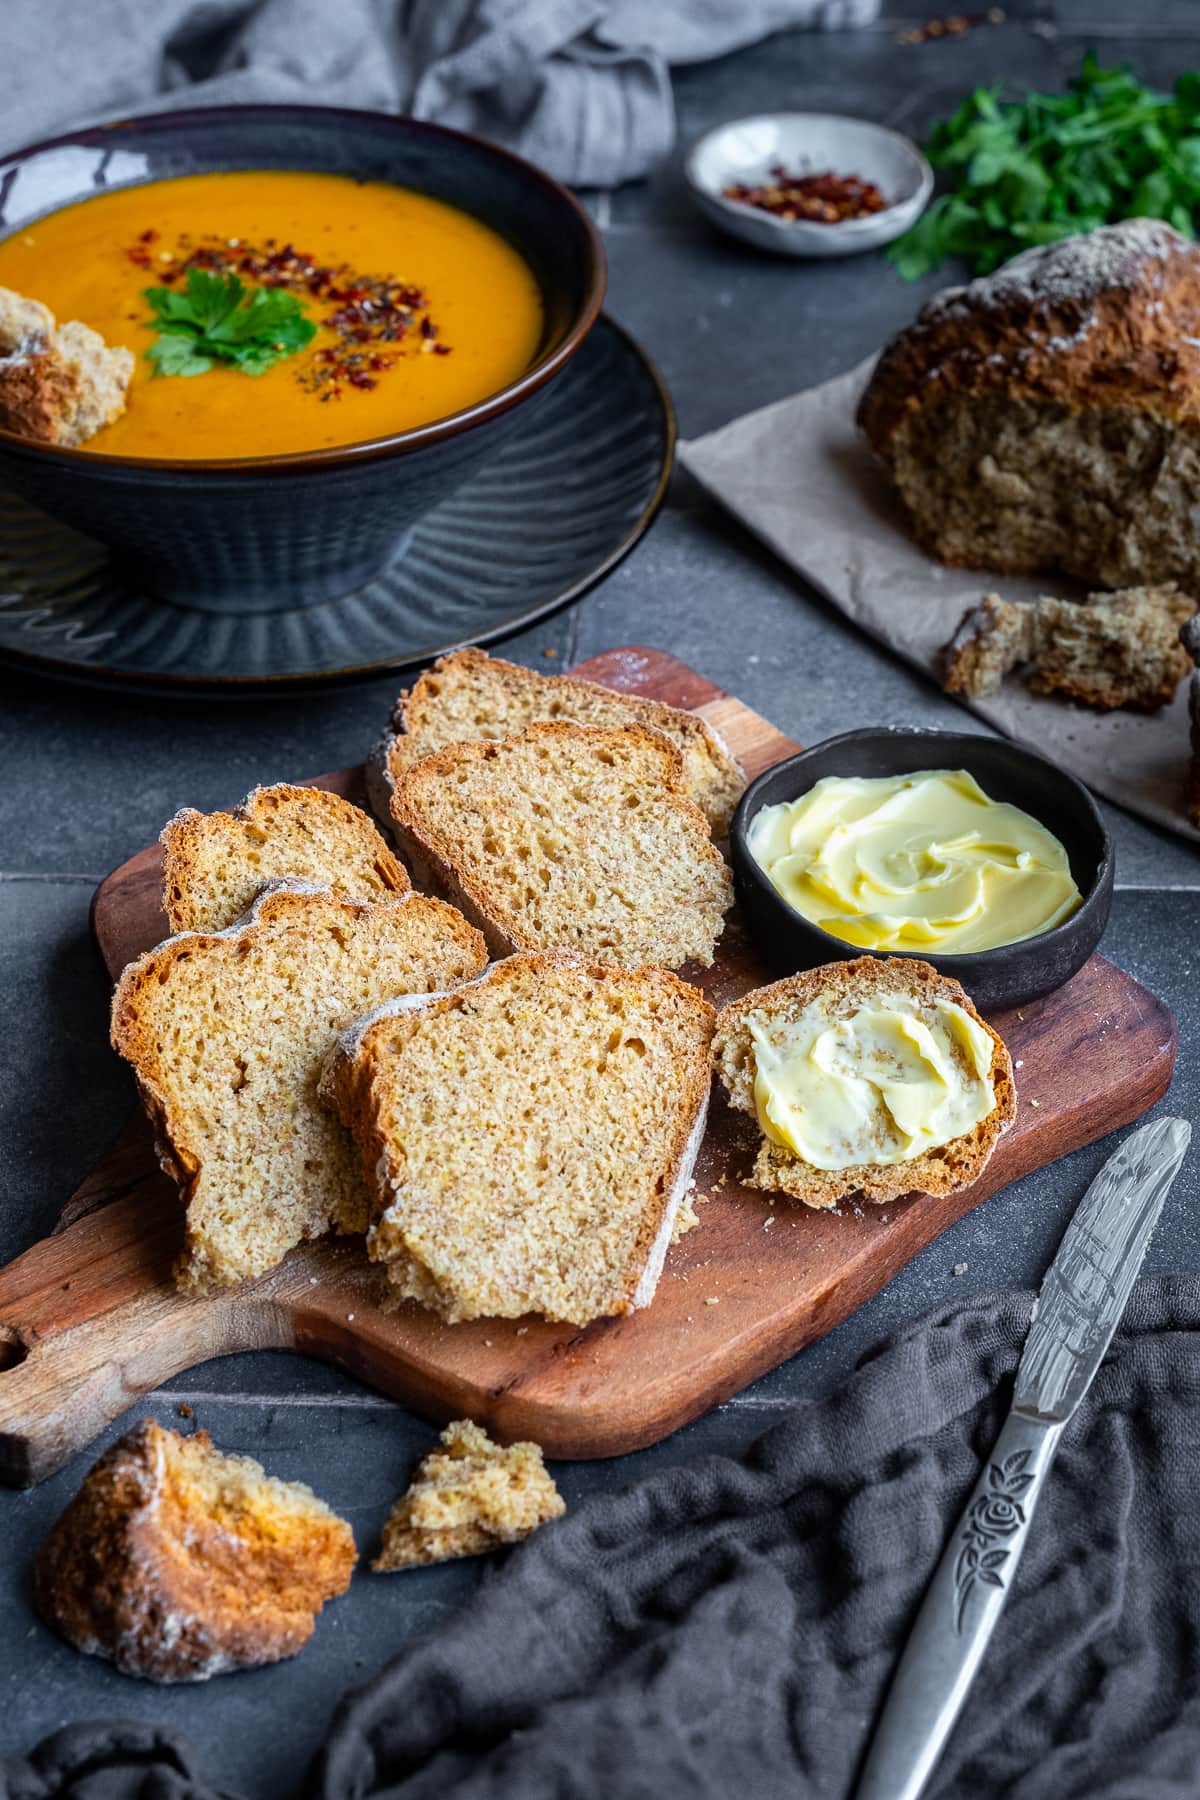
[859,221,1200,589]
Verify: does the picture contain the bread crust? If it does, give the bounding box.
[34,1420,355,1683]
[325,949,716,1324]
[859,221,1200,460]
[712,956,1015,1209]
[390,720,732,971]
[378,646,745,836]
[161,782,409,933]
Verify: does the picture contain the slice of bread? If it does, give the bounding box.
[712,956,1015,1209]
[34,1419,355,1682]
[322,951,715,1324]
[161,783,410,933]
[373,1419,564,1571]
[370,647,744,836]
[390,722,734,971]
[111,886,488,1292]
[0,286,133,447]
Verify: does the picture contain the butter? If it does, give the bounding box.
[747,770,1081,955]
[750,993,996,1171]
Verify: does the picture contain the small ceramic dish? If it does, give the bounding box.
[730,728,1114,1014]
[685,112,933,258]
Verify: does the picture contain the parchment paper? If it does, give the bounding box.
[680,357,1200,847]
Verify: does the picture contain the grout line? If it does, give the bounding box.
[153,1389,400,1411]
[0,870,102,885]
[1115,883,1200,893]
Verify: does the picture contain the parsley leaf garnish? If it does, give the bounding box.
[889,52,1200,280]
[143,268,317,377]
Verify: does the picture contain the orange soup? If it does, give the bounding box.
[0,171,545,459]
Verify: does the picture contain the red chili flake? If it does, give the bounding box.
[897,6,1004,42]
[138,228,158,244]
[723,166,888,223]
[131,227,453,397]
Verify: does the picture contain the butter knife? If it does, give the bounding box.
[854,1113,1191,1800]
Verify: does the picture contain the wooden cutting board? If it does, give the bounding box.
[0,648,1177,1487]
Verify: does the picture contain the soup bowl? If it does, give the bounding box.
[0,107,605,612]
[730,727,1114,1013]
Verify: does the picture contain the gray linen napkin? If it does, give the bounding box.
[6,1275,1199,1798]
[0,0,881,189]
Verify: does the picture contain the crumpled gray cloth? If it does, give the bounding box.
[0,0,881,189]
[306,1275,1200,1798]
[11,1278,1198,1799]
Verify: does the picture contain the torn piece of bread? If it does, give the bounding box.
[712,957,1015,1210]
[323,951,715,1324]
[373,1420,564,1571]
[391,722,734,971]
[943,584,1196,710]
[858,220,1200,588]
[370,647,745,837]
[943,592,1037,697]
[161,783,409,933]
[0,286,133,447]
[111,886,488,1292]
[1031,586,1195,711]
[34,1420,355,1683]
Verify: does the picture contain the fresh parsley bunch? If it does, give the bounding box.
[143,268,317,376]
[890,52,1200,279]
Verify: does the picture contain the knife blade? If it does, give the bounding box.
[854,1113,1190,1800]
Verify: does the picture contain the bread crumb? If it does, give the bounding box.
[1015,1059,1024,1069]
[515,1326,528,1337]
[704,1296,720,1306]
[176,1403,193,1420]
[373,1420,564,1571]
[543,647,558,657]
[1029,1098,1040,1108]
[953,1261,968,1276]
[764,1216,775,1229]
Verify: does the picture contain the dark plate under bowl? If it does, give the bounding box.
[0,106,604,611]
[730,727,1114,1013]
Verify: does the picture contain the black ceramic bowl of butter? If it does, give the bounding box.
[730,728,1114,1014]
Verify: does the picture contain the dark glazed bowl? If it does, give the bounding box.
[730,728,1114,1014]
[0,107,606,612]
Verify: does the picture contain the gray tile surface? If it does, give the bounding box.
[3,5,1200,1794]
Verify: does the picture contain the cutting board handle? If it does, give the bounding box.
[0,1188,271,1487]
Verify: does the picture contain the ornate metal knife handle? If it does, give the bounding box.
[853,1409,1063,1800]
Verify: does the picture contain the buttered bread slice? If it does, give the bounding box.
[713,957,1015,1209]
[162,783,409,933]
[111,886,488,1291]
[322,951,715,1324]
[371,646,744,836]
[391,722,734,970]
